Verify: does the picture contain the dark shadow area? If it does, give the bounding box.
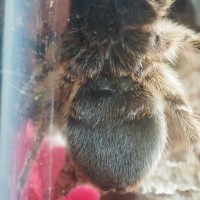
[170,0,200,30]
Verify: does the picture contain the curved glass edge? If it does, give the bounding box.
[0,0,37,198]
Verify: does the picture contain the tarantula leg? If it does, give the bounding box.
[141,64,200,160]
[151,19,200,65]
[165,94,200,140]
[166,94,200,160]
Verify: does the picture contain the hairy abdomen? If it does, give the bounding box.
[66,75,167,191]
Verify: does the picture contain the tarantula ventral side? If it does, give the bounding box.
[23,0,200,195]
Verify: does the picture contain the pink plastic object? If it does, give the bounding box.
[16,120,100,200]
[61,185,100,200]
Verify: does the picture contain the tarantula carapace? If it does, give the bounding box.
[21,0,200,195]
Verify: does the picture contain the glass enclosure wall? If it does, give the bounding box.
[0,0,69,199]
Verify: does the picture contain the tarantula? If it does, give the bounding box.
[53,0,200,193]
[20,0,200,196]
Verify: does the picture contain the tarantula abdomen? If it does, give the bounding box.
[66,74,167,192]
